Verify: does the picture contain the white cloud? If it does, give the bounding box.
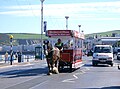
[4,5,39,10]
[0,10,40,16]
[0,1,120,19]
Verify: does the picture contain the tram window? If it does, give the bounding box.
[76,40,82,48]
[80,40,82,48]
[78,40,81,48]
[64,39,74,49]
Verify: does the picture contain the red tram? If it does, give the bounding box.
[46,30,85,71]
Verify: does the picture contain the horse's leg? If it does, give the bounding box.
[46,59,50,71]
[55,59,59,68]
[46,58,52,75]
[54,57,59,74]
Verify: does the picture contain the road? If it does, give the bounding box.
[0,56,120,89]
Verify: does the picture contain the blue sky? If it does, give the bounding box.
[0,0,120,34]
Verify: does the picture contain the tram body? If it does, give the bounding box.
[46,30,85,70]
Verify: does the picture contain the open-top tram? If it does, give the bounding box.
[46,30,85,71]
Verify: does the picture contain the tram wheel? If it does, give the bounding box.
[69,63,73,72]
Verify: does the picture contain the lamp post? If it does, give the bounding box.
[65,16,69,30]
[81,30,84,51]
[9,35,13,65]
[78,25,81,33]
[40,0,45,60]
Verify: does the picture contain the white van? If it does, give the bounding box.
[92,45,114,66]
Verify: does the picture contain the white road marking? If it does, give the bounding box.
[62,71,84,83]
[29,80,49,89]
[62,67,90,83]
[62,76,76,83]
[73,74,78,79]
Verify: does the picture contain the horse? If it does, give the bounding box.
[43,41,60,75]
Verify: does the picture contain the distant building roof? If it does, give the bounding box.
[101,37,120,39]
[101,39,120,41]
[101,37,120,41]
[98,37,120,46]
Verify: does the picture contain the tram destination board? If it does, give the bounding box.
[47,30,72,36]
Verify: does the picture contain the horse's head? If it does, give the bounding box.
[43,40,53,56]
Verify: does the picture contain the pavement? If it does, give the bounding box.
[0,59,45,68]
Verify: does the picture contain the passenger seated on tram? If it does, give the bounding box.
[69,43,74,49]
[63,44,68,49]
[68,43,74,49]
[64,40,74,49]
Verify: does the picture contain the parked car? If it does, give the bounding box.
[117,48,120,60]
[87,50,93,56]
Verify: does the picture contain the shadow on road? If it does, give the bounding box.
[76,86,120,89]
[0,67,48,78]
[84,63,110,67]
[84,63,92,67]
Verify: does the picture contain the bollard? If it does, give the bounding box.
[118,64,120,70]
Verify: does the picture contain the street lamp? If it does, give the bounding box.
[40,0,45,60]
[81,30,84,33]
[65,16,69,30]
[9,35,13,65]
[81,30,84,51]
[78,25,81,33]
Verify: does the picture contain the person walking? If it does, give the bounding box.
[15,52,18,60]
[4,52,8,63]
[18,51,22,63]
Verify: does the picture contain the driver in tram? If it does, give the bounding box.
[55,38,64,51]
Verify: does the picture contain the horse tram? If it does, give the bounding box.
[46,30,85,72]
